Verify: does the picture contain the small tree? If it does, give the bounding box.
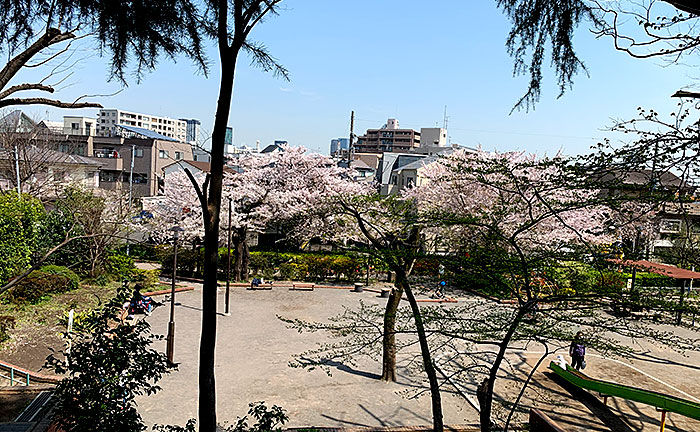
[45,286,174,432]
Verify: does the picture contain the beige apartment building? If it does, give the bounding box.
[98,109,187,142]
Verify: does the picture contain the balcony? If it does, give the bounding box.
[92,149,123,171]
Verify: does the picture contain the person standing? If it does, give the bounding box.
[569,331,586,370]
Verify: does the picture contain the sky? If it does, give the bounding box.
[12,0,698,156]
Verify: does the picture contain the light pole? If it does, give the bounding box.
[225,197,232,316]
[166,225,184,363]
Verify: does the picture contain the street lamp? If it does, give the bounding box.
[166,225,185,363]
[225,197,232,316]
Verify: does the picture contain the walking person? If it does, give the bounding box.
[569,331,586,370]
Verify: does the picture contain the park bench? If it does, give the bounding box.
[289,282,314,291]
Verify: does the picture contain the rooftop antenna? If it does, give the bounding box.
[443,105,450,145]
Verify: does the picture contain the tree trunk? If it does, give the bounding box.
[199,43,238,432]
[241,233,249,280]
[397,270,443,432]
[381,284,403,382]
[477,307,528,432]
[232,228,247,282]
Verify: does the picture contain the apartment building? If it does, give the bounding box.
[355,118,421,154]
[92,125,193,197]
[98,109,188,142]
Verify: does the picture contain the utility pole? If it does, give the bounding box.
[348,110,355,163]
[127,144,135,255]
[443,105,450,146]
[13,144,20,195]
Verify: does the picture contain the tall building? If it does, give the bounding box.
[180,118,201,144]
[330,138,350,156]
[225,127,234,147]
[97,109,187,142]
[355,118,421,154]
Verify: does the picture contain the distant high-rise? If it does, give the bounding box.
[225,127,233,147]
[330,138,350,156]
[180,118,201,144]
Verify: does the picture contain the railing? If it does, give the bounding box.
[0,360,61,386]
[94,149,121,158]
[0,364,30,386]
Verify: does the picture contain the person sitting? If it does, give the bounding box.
[128,284,153,316]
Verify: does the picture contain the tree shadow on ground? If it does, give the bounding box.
[545,372,637,432]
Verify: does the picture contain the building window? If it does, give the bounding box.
[159,150,169,159]
[175,151,183,160]
[660,219,681,233]
[134,148,144,157]
[100,171,120,182]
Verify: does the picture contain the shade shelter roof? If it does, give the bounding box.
[608,259,700,280]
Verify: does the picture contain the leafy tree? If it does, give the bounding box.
[496,0,700,110]
[45,286,174,432]
[293,193,446,432]
[1,186,129,295]
[0,0,204,109]
[0,191,44,283]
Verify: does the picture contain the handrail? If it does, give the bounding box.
[0,360,61,385]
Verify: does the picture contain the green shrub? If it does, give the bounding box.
[106,254,136,280]
[131,269,161,290]
[0,315,15,343]
[57,310,94,334]
[40,265,80,291]
[159,246,203,278]
[3,270,74,304]
[0,193,44,284]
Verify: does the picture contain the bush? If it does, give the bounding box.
[131,269,161,290]
[106,254,136,280]
[3,270,74,304]
[158,246,203,278]
[0,193,44,284]
[40,265,80,291]
[0,315,15,343]
[57,310,94,335]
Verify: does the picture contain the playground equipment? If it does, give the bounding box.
[550,360,700,432]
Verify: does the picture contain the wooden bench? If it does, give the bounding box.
[289,282,314,291]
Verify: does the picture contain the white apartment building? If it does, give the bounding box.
[97,109,187,142]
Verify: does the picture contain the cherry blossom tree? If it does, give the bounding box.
[146,146,363,280]
[222,146,364,281]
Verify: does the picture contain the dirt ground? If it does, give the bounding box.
[137,285,700,431]
[0,283,117,372]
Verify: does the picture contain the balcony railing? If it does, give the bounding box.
[94,149,121,158]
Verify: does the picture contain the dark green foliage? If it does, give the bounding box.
[0,192,44,284]
[39,265,80,291]
[0,315,15,343]
[46,286,174,432]
[3,270,74,304]
[152,402,288,432]
[497,0,598,111]
[0,0,206,85]
[106,254,136,280]
[157,245,203,278]
[229,402,288,432]
[248,251,364,282]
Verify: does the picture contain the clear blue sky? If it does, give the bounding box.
[17,0,696,156]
